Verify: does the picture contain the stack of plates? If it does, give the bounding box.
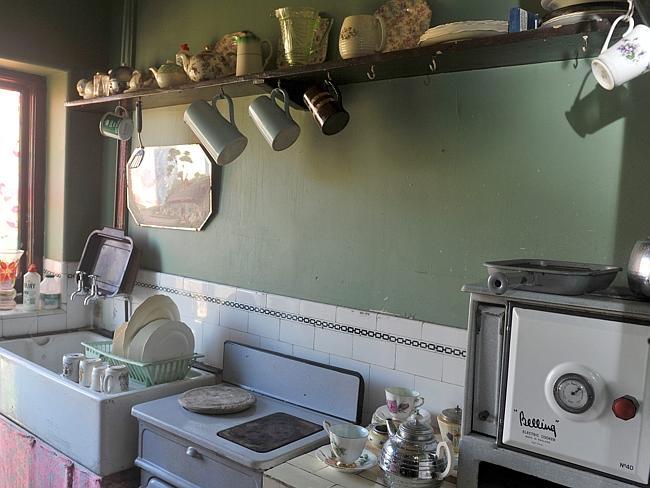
[419,21,509,47]
[540,1,628,28]
[112,295,195,362]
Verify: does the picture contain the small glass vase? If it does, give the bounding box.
[0,250,24,310]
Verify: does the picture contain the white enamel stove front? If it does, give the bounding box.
[502,307,650,484]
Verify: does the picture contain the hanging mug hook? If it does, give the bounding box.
[429,56,437,73]
[367,65,376,80]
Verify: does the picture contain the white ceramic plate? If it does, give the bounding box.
[127,319,194,362]
[122,295,181,355]
[419,21,508,46]
[541,0,615,12]
[315,447,378,473]
[111,322,128,357]
[540,8,625,28]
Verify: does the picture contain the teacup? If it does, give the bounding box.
[385,387,424,420]
[323,421,368,465]
[592,16,650,90]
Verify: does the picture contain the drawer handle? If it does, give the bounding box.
[186,446,202,459]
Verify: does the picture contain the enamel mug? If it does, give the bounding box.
[99,106,133,141]
[249,88,300,151]
[339,15,387,59]
[102,365,129,394]
[184,93,248,165]
[302,80,350,136]
[78,357,103,387]
[62,353,86,383]
[91,363,109,392]
[592,16,650,90]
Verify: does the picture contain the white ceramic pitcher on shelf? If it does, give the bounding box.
[235,32,273,76]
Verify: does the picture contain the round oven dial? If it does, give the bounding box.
[553,373,595,414]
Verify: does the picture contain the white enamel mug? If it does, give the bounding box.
[592,16,650,90]
[184,93,248,165]
[62,353,85,383]
[248,88,300,151]
[323,421,368,465]
[91,363,109,392]
[102,365,129,394]
[78,358,103,387]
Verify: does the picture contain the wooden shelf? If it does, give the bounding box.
[65,22,613,112]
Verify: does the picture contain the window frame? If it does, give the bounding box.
[0,68,46,286]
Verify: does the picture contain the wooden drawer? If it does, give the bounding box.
[137,425,261,488]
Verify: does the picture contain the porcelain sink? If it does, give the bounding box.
[0,329,216,476]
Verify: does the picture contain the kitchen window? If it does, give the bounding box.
[0,68,45,280]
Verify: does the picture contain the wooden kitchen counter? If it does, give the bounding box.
[263,446,456,488]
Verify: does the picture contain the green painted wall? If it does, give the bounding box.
[120,0,650,327]
[0,0,117,260]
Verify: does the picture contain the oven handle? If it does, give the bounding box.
[186,446,202,459]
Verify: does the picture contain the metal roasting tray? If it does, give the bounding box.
[484,259,621,296]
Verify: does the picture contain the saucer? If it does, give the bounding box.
[315,447,378,473]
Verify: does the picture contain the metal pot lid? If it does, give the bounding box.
[440,405,462,424]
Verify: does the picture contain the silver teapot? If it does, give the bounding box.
[379,414,452,487]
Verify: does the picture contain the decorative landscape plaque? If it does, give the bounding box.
[127,144,214,231]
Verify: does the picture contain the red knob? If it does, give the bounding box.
[612,396,639,421]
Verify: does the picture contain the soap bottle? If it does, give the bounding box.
[40,274,61,310]
[23,264,40,311]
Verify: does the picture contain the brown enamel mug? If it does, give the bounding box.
[302,80,350,135]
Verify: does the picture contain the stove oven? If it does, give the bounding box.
[132,341,364,488]
[457,284,650,488]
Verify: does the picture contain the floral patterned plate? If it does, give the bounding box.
[418,21,508,46]
[315,447,378,473]
[375,0,432,52]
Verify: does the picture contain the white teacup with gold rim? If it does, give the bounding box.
[323,421,368,465]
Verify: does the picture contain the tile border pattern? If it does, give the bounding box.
[135,281,467,359]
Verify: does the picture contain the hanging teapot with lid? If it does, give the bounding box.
[379,413,452,487]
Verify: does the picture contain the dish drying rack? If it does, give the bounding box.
[82,340,203,387]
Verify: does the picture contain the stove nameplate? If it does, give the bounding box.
[217,412,322,453]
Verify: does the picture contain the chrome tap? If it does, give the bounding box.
[83,274,100,306]
[70,270,88,302]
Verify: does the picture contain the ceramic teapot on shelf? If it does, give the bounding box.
[379,414,452,487]
[149,60,188,89]
[176,44,226,82]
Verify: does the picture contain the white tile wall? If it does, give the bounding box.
[96,268,469,422]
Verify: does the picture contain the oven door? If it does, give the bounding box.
[500,305,650,484]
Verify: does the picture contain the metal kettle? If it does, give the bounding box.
[379,414,452,487]
[628,238,650,298]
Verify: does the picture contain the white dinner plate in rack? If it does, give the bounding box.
[419,21,508,47]
[127,319,195,362]
[542,0,617,11]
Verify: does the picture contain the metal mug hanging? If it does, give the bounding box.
[302,80,350,136]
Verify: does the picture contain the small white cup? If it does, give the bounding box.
[385,387,424,420]
[249,88,300,151]
[62,353,86,383]
[102,365,129,394]
[91,363,109,392]
[323,421,368,465]
[78,358,103,387]
[592,17,650,90]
